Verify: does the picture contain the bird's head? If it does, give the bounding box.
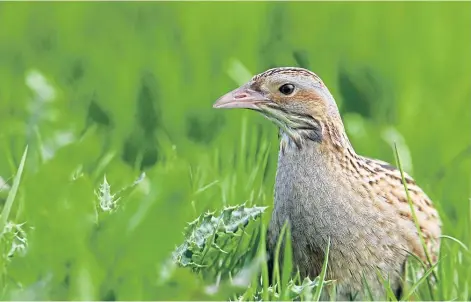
[213,67,349,149]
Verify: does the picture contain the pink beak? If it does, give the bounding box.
[213,86,270,110]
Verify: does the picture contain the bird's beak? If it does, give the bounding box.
[213,86,270,110]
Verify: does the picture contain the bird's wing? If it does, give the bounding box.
[357,155,441,263]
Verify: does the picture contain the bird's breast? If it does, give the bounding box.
[273,143,361,246]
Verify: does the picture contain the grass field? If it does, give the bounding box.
[0,2,470,300]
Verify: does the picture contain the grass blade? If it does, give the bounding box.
[259,223,269,301]
[375,269,398,301]
[394,144,435,267]
[394,144,437,300]
[439,235,469,252]
[273,221,289,294]
[313,237,330,301]
[280,225,293,300]
[0,146,28,233]
[362,271,374,301]
[402,261,439,300]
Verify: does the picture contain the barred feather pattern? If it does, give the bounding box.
[256,67,441,264]
[215,66,441,300]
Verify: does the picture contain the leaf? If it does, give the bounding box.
[394,144,437,300]
[313,237,330,301]
[280,225,293,300]
[402,261,439,300]
[375,269,398,301]
[0,146,28,234]
[173,204,267,279]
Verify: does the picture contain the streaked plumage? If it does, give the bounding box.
[213,67,440,300]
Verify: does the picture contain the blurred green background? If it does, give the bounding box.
[0,2,470,300]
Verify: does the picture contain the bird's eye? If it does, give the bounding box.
[279,84,295,95]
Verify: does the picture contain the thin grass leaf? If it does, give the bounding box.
[259,223,269,302]
[227,58,253,86]
[405,250,428,270]
[34,127,45,164]
[293,270,301,284]
[440,235,470,252]
[194,180,219,195]
[313,237,330,301]
[394,144,436,274]
[273,221,289,294]
[0,146,28,233]
[402,261,439,300]
[280,225,293,300]
[402,261,409,300]
[375,269,398,301]
[362,271,374,301]
[328,280,337,302]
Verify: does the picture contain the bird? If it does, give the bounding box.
[212,67,441,300]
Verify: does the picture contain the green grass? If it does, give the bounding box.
[0,2,470,300]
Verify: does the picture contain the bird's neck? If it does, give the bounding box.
[279,119,356,159]
[274,130,361,249]
[274,123,364,245]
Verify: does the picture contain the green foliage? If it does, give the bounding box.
[246,277,334,302]
[312,238,331,301]
[0,1,470,300]
[173,204,266,279]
